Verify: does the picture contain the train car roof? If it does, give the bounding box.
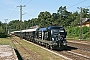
[22,28,37,32]
[10,32,14,34]
[47,26,64,30]
[38,28,47,31]
[38,26,64,31]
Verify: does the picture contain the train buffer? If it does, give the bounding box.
[0,45,18,60]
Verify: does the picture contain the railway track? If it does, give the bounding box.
[68,42,90,54]
[54,41,90,60]
[36,41,90,60]
[11,36,39,60]
[57,50,90,60]
[51,45,90,60]
[11,36,90,60]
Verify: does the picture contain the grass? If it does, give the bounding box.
[0,38,11,45]
[1,36,90,60]
[0,37,66,60]
[13,36,66,60]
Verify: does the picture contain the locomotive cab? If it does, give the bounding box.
[48,26,67,49]
[35,26,67,49]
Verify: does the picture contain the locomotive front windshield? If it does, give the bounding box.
[51,29,65,38]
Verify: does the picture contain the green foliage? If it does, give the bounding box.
[66,26,90,39]
[0,26,8,38]
[38,11,52,27]
[66,27,79,37]
[82,26,89,34]
[0,26,5,33]
[83,32,90,39]
[0,33,8,38]
[0,21,2,26]
[57,6,73,27]
[3,6,89,39]
[82,8,89,18]
[8,20,21,31]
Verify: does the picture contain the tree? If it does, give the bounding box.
[38,11,52,27]
[8,20,21,31]
[0,21,2,26]
[82,8,89,18]
[57,6,73,27]
[0,26,4,33]
[71,11,80,27]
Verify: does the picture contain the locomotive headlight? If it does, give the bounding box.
[63,41,67,45]
[52,38,57,45]
[52,38,54,41]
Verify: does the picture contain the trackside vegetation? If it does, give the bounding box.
[0,26,8,38]
[0,6,90,39]
[66,26,90,40]
[0,38,11,45]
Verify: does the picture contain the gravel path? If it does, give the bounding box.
[0,45,18,60]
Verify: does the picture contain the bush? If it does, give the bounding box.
[0,33,8,38]
[66,26,89,39]
[82,26,89,34]
[83,32,90,39]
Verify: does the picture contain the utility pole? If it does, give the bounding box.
[86,6,90,40]
[89,7,90,40]
[77,7,83,40]
[88,6,90,40]
[4,19,8,33]
[89,17,90,40]
[17,5,25,39]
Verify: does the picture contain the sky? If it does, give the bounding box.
[0,0,90,23]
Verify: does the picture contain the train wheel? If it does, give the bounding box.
[46,44,49,49]
[50,45,53,50]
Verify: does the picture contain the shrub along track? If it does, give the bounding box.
[11,36,39,60]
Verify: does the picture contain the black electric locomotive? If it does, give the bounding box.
[35,26,67,49]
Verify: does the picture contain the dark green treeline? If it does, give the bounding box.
[0,6,90,39]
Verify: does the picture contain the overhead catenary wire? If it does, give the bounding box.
[19,0,32,6]
[24,0,32,5]
[8,0,33,22]
[22,10,32,17]
[8,8,19,20]
[17,0,23,6]
[8,0,87,23]
[8,0,23,21]
[23,0,87,17]
[20,0,27,5]
[21,0,27,5]
[67,0,87,9]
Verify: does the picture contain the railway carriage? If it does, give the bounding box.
[22,28,37,42]
[13,31,21,37]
